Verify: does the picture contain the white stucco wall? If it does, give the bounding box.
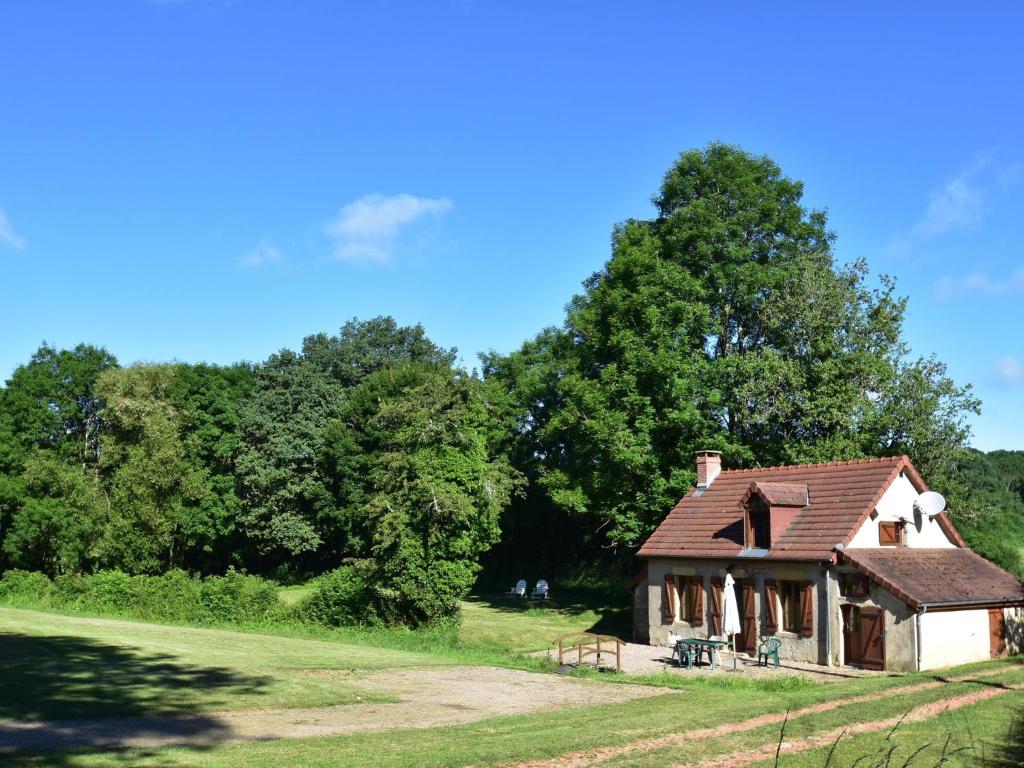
[847,473,956,549]
[918,609,991,669]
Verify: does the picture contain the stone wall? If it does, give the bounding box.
[644,557,830,664]
[833,565,916,672]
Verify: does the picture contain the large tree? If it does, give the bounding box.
[321,363,521,625]
[235,317,457,565]
[0,344,117,572]
[97,365,212,574]
[485,143,978,555]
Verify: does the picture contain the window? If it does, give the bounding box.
[663,576,704,626]
[678,576,705,626]
[879,521,906,547]
[839,573,870,599]
[779,582,802,632]
[746,496,771,549]
[769,580,814,636]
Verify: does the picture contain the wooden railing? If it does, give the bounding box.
[555,632,622,673]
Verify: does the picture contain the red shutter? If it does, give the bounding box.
[693,578,704,627]
[763,581,779,634]
[710,580,723,636]
[663,575,678,624]
[799,582,814,637]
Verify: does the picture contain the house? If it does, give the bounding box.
[634,451,1024,671]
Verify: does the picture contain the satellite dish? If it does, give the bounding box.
[915,491,946,519]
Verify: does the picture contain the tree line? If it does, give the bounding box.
[0,144,992,624]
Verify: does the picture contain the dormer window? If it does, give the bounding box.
[746,495,772,549]
[742,481,808,551]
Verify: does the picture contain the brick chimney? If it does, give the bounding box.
[696,450,722,488]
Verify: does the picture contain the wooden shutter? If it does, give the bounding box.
[692,578,704,627]
[710,579,723,636]
[798,582,814,637]
[879,522,899,546]
[763,581,779,634]
[663,575,678,624]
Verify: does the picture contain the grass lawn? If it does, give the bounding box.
[2,601,1022,767]
[5,662,1022,766]
[458,594,627,653]
[274,582,629,654]
[0,607,448,719]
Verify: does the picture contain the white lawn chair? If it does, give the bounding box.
[506,579,527,598]
[530,580,549,599]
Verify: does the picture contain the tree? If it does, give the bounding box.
[97,365,211,574]
[2,450,106,575]
[0,344,117,572]
[953,449,1024,577]
[167,363,255,572]
[322,363,521,625]
[1,343,118,470]
[235,317,456,565]
[236,350,345,559]
[302,316,456,387]
[486,143,979,555]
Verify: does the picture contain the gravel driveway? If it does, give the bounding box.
[0,665,665,753]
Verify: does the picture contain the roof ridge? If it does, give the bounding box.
[719,455,907,475]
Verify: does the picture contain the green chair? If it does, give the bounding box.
[675,640,697,669]
[757,636,781,668]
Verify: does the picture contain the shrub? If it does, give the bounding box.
[0,569,281,626]
[200,569,279,624]
[56,571,133,613]
[0,569,54,604]
[299,564,380,627]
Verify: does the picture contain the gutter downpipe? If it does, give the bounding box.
[916,606,928,672]
[824,562,833,666]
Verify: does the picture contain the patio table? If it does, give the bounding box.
[675,638,730,670]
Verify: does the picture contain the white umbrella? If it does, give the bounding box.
[722,573,742,670]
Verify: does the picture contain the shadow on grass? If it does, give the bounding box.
[0,631,271,758]
[994,707,1024,767]
[929,655,1024,690]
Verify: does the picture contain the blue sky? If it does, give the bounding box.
[1,2,1021,450]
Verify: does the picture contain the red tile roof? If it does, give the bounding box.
[637,455,925,561]
[752,481,808,507]
[840,548,1024,609]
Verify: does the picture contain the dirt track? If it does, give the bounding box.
[510,667,1021,768]
[0,666,664,753]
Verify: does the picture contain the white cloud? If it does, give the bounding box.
[238,239,283,269]
[911,168,985,239]
[887,154,1020,256]
[995,356,1024,387]
[324,193,453,264]
[0,209,26,250]
[935,265,1024,300]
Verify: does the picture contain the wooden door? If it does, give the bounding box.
[842,605,885,670]
[736,581,757,653]
[989,608,1007,658]
[859,608,885,670]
